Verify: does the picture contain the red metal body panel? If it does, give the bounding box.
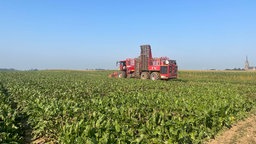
[117,59,135,74]
[148,66,161,71]
[125,58,135,73]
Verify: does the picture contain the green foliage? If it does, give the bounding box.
[0,82,23,143]
[0,70,255,143]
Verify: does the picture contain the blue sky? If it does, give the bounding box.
[1,0,255,70]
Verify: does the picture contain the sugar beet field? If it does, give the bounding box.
[0,70,255,143]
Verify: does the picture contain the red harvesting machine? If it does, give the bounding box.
[109,45,178,80]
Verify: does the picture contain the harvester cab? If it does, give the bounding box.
[116,61,126,71]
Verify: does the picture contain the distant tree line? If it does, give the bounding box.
[0,68,17,71]
[225,68,244,71]
[0,68,39,71]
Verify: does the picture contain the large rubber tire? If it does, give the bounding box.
[127,73,133,78]
[150,72,160,80]
[118,71,126,78]
[141,72,150,80]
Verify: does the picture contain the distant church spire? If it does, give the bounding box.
[245,56,249,70]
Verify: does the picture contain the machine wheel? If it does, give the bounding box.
[118,71,126,78]
[127,73,133,78]
[150,72,160,80]
[141,72,150,80]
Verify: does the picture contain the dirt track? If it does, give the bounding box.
[207,114,256,144]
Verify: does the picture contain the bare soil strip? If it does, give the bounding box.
[207,114,256,144]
